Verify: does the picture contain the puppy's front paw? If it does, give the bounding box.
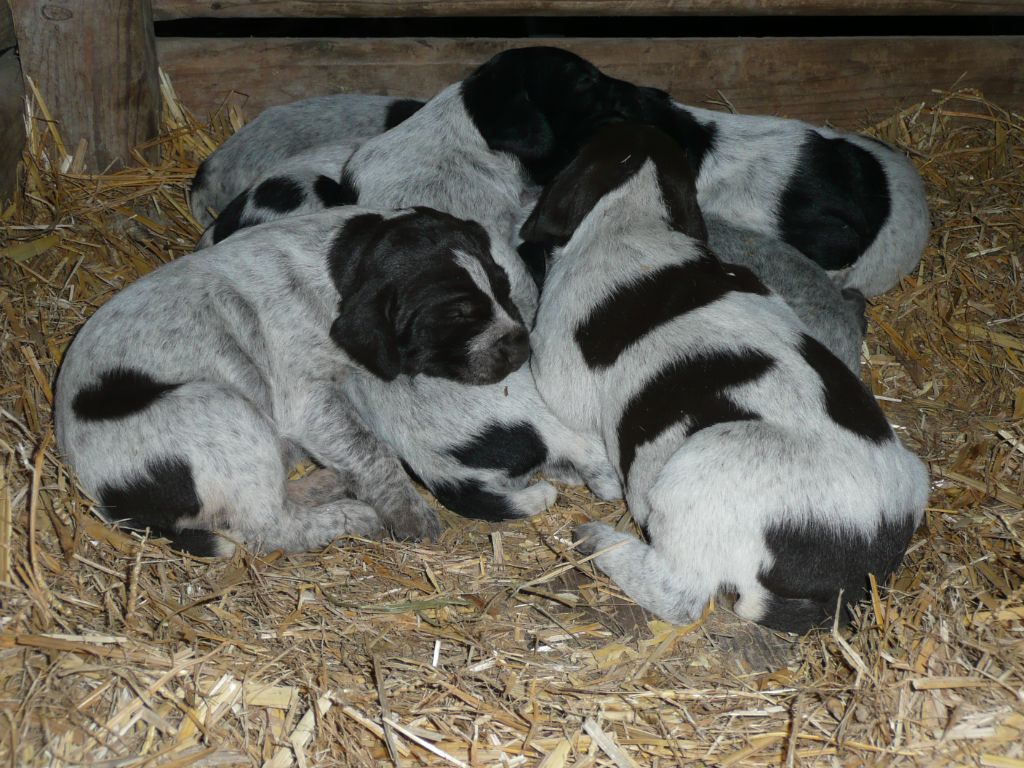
[585,472,623,501]
[573,521,615,557]
[381,490,443,542]
[509,480,558,517]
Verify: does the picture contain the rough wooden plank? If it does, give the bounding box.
[0,49,24,203]
[153,0,1024,20]
[157,36,1024,129]
[1,2,16,49]
[10,0,161,171]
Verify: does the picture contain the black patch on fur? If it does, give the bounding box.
[314,173,358,207]
[72,368,180,421]
[384,98,425,129]
[253,175,305,213]
[211,188,249,244]
[464,47,692,184]
[428,478,525,521]
[617,349,774,481]
[576,256,769,370]
[516,241,550,289]
[779,132,891,271]
[756,512,918,633]
[449,422,548,478]
[799,333,892,443]
[98,457,219,556]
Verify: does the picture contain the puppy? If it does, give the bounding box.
[523,124,928,633]
[190,93,424,226]
[197,142,361,249]
[55,207,529,556]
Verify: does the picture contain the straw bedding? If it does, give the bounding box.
[0,77,1022,767]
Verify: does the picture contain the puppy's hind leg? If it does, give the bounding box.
[573,522,710,624]
[93,382,383,555]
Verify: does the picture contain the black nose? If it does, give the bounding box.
[497,327,530,370]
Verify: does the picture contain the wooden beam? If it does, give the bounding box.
[157,36,1024,129]
[152,0,1024,20]
[0,50,22,200]
[10,0,161,171]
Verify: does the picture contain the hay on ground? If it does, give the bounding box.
[0,76,1022,767]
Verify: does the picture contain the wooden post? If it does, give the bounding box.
[1,2,23,202]
[9,0,161,171]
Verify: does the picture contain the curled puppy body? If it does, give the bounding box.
[523,124,928,633]
[672,104,930,297]
[705,217,866,373]
[55,208,530,556]
[190,93,424,226]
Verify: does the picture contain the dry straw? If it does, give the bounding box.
[0,74,1021,767]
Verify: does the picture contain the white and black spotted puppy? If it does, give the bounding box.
[55,207,530,556]
[523,124,928,633]
[190,93,424,226]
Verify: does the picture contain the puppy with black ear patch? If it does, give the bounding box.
[523,123,928,633]
[55,207,530,556]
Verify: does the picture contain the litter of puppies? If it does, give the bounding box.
[1,52,1022,766]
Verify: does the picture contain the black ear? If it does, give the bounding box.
[519,135,646,247]
[329,287,401,381]
[327,213,403,381]
[655,148,708,242]
[461,58,554,161]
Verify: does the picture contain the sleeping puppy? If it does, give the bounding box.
[523,124,928,633]
[190,93,424,226]
[55,207,529,556]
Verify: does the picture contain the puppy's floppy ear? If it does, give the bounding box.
[655,148,708,243]
[519,130,646,247]
[461,54,555,161]
[327,213,402,381]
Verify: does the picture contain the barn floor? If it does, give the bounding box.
[1,81,1022,767]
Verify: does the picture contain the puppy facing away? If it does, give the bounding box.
[55,207,530,556]
[523,124,929,633]
[705,217,867,373]
[190,93,424,226]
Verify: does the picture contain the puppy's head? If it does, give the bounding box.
[462,47,664,184]
[520,122,708,250]
[329,209,529,384]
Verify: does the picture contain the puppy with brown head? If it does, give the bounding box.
[55,207,529,556]
[524,123,928,633]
